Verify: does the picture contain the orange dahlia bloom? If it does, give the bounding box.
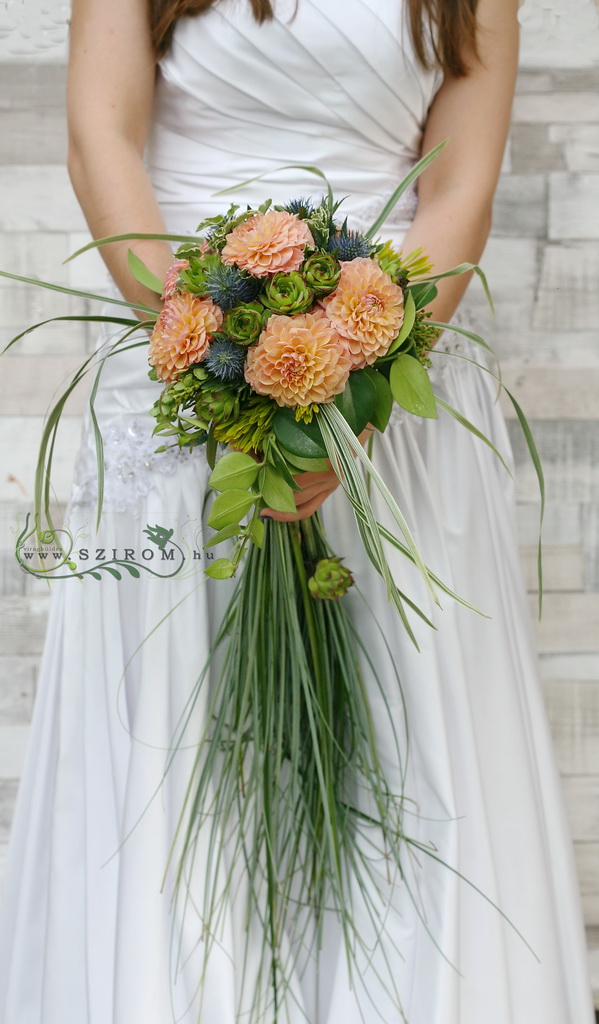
[245,310,351,407]
[320,257,405,368]
[161,258,190,301]
[149,292,223,383]
[221,210,314,278]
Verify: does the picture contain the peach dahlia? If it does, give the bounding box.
[320,257,405,368]
[245,310,352,408]
[149,292,223,383]
[221,210,314,278]
[161,258,190,302]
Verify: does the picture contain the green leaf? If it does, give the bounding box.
[1,315,140,356]
[435,395,512,476]
[209,451,260,492]
[33,351,98,536]
[213,164,334,211]
[319,404,440,613]
[272,408,327,459]
[103,566,122,581]
[415,262,494,314]
[504,387,545,619]
[365,140,448,238]
[207,489,256,530]
[334,369,376,435]
[206,424,217,470]
[246,517,265,548]
[386,290,416,356]
[0,269,157,316]
[376,520,489,618]
[260,465,298,514]
[204,524,241,549]
[179,414,209,429]
[122,564,141,578]
[127,249,164,295]
[88,361,106,528]
[277,446,330,473]
[204,557,237,580]
[267,446,302,491]
[390,354,438,418]
[89,318,149,527]
[410,282,438,310]
[65,232,204,264]
[427,320,497,361]
[364,368,393,433]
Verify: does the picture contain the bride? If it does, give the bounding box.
[0,0,595,1021]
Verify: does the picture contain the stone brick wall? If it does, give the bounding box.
[1,15,598,997]
[458,62,599,990]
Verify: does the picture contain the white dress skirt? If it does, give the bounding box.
[0,1,594,1021]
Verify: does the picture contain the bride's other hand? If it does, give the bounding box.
[262,468,341,523]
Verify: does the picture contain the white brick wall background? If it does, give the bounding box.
[1,6,599,1002]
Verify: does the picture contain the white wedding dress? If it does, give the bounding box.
[0,1,594,1022]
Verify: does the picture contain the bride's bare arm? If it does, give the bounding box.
[266,0,519,522]
[401,0,519,327]
[67,0,172,312]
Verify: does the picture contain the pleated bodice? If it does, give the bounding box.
[147,0,443,234]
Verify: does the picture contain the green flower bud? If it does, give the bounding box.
[261,271,314,315]
[195,383,240,424]
[305,202,335,250]
[223,302,264,346]
[308,557,354,601]
[302,252,341,297]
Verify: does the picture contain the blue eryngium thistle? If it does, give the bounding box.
[204,337,247,384]
[327,228,374,261]
[284,197,315,219]
[203,261,261,311]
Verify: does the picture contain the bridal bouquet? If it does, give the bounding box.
[0,147,543,1020]
[149,192,444,600]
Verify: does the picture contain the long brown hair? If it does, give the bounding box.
[150,0,478,77]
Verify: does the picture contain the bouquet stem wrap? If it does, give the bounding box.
[168,513,408,1016]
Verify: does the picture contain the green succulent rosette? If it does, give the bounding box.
[222,302,265,346]
[177,254,209,296]
[308,556,354,600]
[260,271,314,315]
[302,251,341,297]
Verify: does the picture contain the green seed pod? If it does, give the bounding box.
[195,383,240,423]
[308,557,354,600]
